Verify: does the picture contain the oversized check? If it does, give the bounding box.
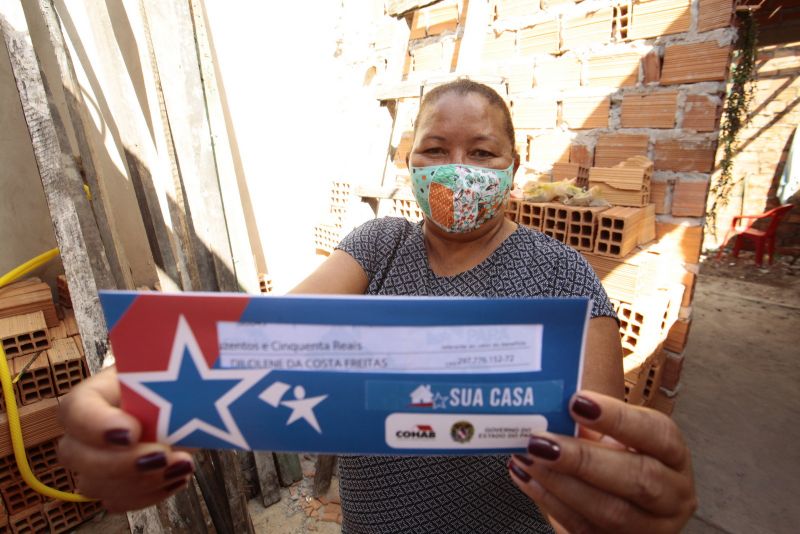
[100,292,592,455]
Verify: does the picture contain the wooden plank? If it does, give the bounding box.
[275,453,303,486]
[253,452,281,507]
[313,455,337,498]
[190,0,264,294]
[26,0,135,291]
[0,14,109,374]
[143,0,237,293]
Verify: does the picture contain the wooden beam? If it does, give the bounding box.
[275,453,303,487]
[253,451,281,507]
[142,0,237,293]
[188,0,259,294]
[0,14,109,374]
[313,455,337,498]
[25,0,135,291]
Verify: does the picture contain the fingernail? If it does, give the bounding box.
[528,436,561,460]
[512,453,533,466]
[136,452,167,471]
[572,395,602,420]
[509,462,531,482]
[163,478,188,493]
[104,429,131,446]
[164,461,193,480]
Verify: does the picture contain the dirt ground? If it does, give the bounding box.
[679,252,800,534]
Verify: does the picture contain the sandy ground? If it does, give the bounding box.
[679,254,800,534]
[77,251,800,533]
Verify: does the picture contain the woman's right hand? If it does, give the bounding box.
[57,367,195,512]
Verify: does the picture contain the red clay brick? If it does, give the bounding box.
[9,504,47,534]
[621,92,677,129]
[529,133,571,167]
[517,19,559,56]
[588,52,641,87]
[654,139,716,173]
[650,181,670,214]
[661,42,731,85]
[504,62,535,94]
[642,50,661,84]
[561,95,610,129]
[697,0,734,32]
[594,134,649,167]
[43,500,82,534]
[682,95,720,132]
[628,0,691,40]
[561,8,613,51]
[655,223,704,264]
[671,179,709,217]
[570,144,593,167]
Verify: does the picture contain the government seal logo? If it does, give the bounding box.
[450,421,474,444]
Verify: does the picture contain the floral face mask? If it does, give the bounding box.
[409,162,514,233]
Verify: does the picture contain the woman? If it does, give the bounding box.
[58,80,696,533]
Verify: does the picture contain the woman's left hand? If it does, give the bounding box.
[508,390,697,533]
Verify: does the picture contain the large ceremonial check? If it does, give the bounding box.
[101,291,592,455]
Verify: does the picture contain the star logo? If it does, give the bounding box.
[118,315,267,449]
[260,382,328,433]
[432,392,449,409]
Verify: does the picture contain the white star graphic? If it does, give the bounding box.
[280,385,327,433]
[432,392,449,409]
[117,315,268,449]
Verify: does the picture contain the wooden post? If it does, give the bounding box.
[313,455,337,498]
[253,450,281,507]
[24,0,136,292]
[0,15,109,375]
[274,453,303,487]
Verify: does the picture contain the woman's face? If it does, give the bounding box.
[409,92,517,171]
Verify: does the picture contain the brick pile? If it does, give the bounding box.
[0,277,103,532]
[314,181,353,254]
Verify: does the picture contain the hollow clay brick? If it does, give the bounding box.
[43,500,82,534]
[512,97,558,129]
[517,19,559,56]
[621,92,677,129]
[682,95,720,132]
[697,0,734,32]
[561,95,610,129]
[594,134,649,167]
[534,55,582,90]
[561,7,613,51]
[588,52,641,87]
[482,31,516,64]
[661,42,731,85]
[12,352,56,406]
[671,179,709,217]
[642,49,661,84]
[518,202,547,230]
[9,504,47,533]
[628,0,691,40]
[654,139,716,173]
[0,312,49,359]
[495,0,539,20]
[543,204,570,243]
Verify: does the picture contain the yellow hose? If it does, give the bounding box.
[0,248,60,289]
[1,250,95,502]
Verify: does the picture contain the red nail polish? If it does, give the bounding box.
[509,463,531,482]
[528,436,561,460]
[572,395,601,420]
[512,453,533,466]
[136,452,167,471]
[164,461,193,480]
[104,429,131,446]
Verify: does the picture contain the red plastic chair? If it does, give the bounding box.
[716,204,794,266]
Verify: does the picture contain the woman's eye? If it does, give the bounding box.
[423,147,445,155]
[473,150,496,158]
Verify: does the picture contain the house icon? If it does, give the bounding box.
[410,384,434,406]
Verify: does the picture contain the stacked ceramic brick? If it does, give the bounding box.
[709,40,800,249]
[314,181,353,254]
[0,276,103,532]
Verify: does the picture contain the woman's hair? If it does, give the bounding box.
[414,79,516,153]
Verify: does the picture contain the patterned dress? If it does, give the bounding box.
[335,217,617,534]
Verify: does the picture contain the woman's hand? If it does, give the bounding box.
[57,368,194,512]
[508,390,697,533]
